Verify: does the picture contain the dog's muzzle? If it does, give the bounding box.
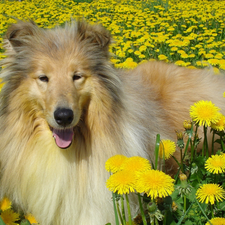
[52,108,74,149]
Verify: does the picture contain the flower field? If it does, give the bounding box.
[0,0,225,225]
[1,0,225,69]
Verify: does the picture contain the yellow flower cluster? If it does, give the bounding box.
[0,197,38,225]
[1,0,225,69]
[105,155,174,199]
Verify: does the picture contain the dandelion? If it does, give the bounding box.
[1,209,20,225]
[120,156,151,172]
[25,214,38,224]
[196,183,225,204]
[105,155,128,173]
[159,139,176,160]
[106,170,136,194]
[208,58,219,66]
[205,154,225,174]
[135,170,174,199]
[175,60,186,66]
[0,197,11,211]
[190,100,221,127]
[211,113,225,131]
[206,217,225,225]
[158,54,168,61]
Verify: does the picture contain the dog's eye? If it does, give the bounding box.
[73,73,82,81]
[39,75,49,82]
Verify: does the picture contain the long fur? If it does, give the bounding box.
[0,20,225,225]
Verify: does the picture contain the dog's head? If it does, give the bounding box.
[3,20,120,149]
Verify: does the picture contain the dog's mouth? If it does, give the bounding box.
[52,128,74,149]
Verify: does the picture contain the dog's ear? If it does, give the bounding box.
[5,20,38,52]
[77,21,111,55]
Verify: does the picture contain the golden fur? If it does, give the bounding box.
[0,20,225,225]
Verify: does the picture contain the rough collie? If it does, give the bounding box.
[0,20,225,225]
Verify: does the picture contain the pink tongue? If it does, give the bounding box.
[52,128,74,149]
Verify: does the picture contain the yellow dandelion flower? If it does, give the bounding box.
[25,214,38,224]
[139,45,147,52]
[0,197,11,211]
[120,156,151,172]
[134,50,141,56]
[190,100,221,127]
[206,217,225,225]
[105,155,128,173]
[196,183,225,204]
[139,54,146,59]
[170,47,178,51]
[158,54,168,61]
[135,170,174,199]
[208,58,219,66]
[1,209,20,225]
[106,170,136,194]
[205,154,225,174]
[159,140,176,160]
[175,60,186,67]
[211,113,225,131]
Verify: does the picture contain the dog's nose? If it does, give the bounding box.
[54,108,74,127]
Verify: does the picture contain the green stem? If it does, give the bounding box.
[192,124,199,161]
[125,194,132,225]
[184,195,186,212]
[155,218,159,225]
[112,192,120,225]
[184,123,193,161]
[220,133,225,151]
[121,195,126,225]
[138,193,148,225]
[203,126,209,158]
[151,219,154,225]
[116,199,123,224]
[180,147,184,173]
[212,130,215,155]
[211,204,214,218]
[171,155,182,168]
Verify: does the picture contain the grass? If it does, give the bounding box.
[0,0,225,224]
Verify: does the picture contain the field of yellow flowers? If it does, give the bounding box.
[0,0,225,225]
[1,0,225,70]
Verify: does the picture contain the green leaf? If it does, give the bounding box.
[154,134,161,169]
[0,216,6,225]
[186,187,196,202]
[20,219,31,225]
[184,220,193,225]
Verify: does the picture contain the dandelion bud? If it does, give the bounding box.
[175,130,183,140]
[147,202,157,213]
[179,173,187,181]
[172,201,178,211]
[177,173,192,196]
[176,131,184,148]
[183,120,192,130]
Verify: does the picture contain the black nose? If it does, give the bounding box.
[54,108,74,127]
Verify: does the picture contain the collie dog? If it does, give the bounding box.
[0,20,225,225]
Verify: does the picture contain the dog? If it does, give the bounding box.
[0,20,225,225]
